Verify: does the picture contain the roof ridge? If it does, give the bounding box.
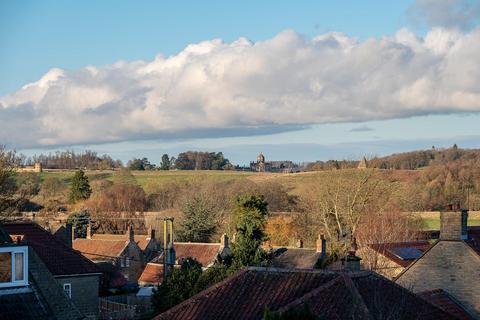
[275,274,343,313]
[339,273,373,319]
[157,268,249,318]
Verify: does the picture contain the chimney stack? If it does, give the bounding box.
[342,237,361,272]
[147,226,155,240]
[127,225,134,242]
[316,234,327,260]
[219,233,232,258]
[296,239,304,248]
[71,226,77,242]
[440,204,468,240]
[86,223,92,239]
[65,223,73,247]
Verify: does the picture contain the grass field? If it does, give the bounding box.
[422,218,480,230]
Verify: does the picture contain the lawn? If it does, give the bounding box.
[422,218,480,230]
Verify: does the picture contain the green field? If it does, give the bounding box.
[422,218,480,230]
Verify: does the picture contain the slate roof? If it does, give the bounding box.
[419,289,474,320]
[3,222,100,276]
[152,242,221,267]
[91,233,153,251]
[368,241,431,267]
[271,247,321,269]
[73,238,128,261]
[0,289,52,320]
[154,268,453,320]
[465,226,480,256]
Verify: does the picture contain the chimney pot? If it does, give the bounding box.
[86,224,92,239]
[65,223,73,247]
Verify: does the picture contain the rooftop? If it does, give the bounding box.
[152,242,221,267]
[368,241,431,267]
[73,238,128,261]
[419,289,474,320]
[3,222,100,276]
[154,267,453,320]
[270,247,321,269]
[91,233,154,251]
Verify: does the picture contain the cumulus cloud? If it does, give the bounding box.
[408,0,480,30]
[1,27,480,147]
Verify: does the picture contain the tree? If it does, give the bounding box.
[177,195,218,242]
[69,170,92,203]
[231,194,270,267]
[160,154,171,170]
[0,146,19,215]
[66,208,91,238]
[152,258,203,313]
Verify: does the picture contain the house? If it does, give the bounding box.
[270,234,326,269]
[357,240,432,279]
[139,234,232,287]
[88,225,160,261]
[0,223,84,320]
[153,267,455,320]
[73,225,145,285]
[395,206,480,318]
[3,222,101,319]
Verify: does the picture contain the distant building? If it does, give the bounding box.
[15,162,42,173]
[250,153,300,173]
[358,157,368,169]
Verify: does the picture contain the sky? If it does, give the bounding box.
[1,0,480,165]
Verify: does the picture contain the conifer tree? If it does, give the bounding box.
[69,169,92,203]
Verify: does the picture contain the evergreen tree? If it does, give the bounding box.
[66,208,90,238]
[69,169,92,203]
[160,154,170,170]
[177,195,217,242]
[152,258,203,312]
[231,194,270,267]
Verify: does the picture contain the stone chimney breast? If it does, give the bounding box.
[440,205,468,241]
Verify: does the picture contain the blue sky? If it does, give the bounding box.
[1,0,480,165]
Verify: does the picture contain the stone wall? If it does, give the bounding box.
[396,241,480,318]
[55,275,100,319]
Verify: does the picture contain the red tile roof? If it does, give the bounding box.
[73,238,128,261]
[419,289,474,320]
[91,233,153,251]
[152,242,221,267]
[3,222,100,276]
[153,268,452,320]
[368,241,432,267]
[139,263,164,285]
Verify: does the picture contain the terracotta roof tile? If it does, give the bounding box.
[73,238,128,261]
[3,223,100,276]
[91,233,153,251]
[368,241,431,267]
[419,289,474,320]
[153,268,452,320]
[139,263,164,285]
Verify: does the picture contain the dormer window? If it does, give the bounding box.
[0,246,28,288]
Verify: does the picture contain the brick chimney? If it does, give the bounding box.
[342,237,361,272]
[440,204,468,240]
[127,225,134,242]
[86,223,92,239]
[65,223,73,247]
[296,239,304,248]
[316,234,327,260]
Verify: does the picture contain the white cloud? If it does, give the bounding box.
[1,27,480,147]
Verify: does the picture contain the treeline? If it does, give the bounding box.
[19,150,122,170]
[127,151,232,171]
[304,160,358,171]
[368,145,480,170]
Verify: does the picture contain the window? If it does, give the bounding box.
[0,246,28,288]
[63,283,72,298]
[125,257,130,267]
[120,256,125,267]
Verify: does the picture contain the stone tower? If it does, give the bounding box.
[257,153,265,172]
